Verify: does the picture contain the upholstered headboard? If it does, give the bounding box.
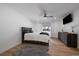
[21,27,33,43]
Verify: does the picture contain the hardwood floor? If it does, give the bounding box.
[0,38,79,56]
[48,38,79,56]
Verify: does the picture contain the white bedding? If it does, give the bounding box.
[24,33,50,43]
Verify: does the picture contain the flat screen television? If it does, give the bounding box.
[63,14,72,24]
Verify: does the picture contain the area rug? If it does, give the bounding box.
[14,44,49,56]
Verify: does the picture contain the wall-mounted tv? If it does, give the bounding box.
[63,14,73,24]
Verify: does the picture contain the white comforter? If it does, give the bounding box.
[24,33,50,43]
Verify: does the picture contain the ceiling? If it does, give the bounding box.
[38,3,79,18]
[2,3,79,26]
[37,3,79,26]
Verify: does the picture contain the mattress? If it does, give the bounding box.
[24,33,50,43]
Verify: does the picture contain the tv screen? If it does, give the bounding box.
[63,14,72,24]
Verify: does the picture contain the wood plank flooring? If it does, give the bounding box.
[48,38,79,56]
[0,38,79,56]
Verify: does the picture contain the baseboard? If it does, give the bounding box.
[0,43,21,55]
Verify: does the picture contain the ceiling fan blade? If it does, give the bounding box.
[47,16,53,17]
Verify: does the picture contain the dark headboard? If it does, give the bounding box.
[21,27,33,43]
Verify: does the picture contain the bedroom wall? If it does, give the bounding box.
[32,22,43,34]
[51,20,63,38]
[62,8,79,48]
[0,4,32,53]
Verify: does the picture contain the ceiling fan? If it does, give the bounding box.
[40,8,53,18]
[43,12,53,17]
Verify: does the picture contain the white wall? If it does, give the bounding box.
[51,20,63,38]
[72,8,79,48]
[32,22,43,34]
[62,8,79,48]
[62,24,73,32]
[0,4,32,53]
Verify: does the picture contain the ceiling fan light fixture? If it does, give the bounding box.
[54,17,56,19]
[43,17,48,19]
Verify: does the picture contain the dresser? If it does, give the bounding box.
[58,32,77,48]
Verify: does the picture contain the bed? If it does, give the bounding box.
[24,33,49,43]
[21,27,49,45]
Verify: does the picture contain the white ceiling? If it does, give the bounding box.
[2,3,79,26]
[38,3,79,17]
[37,3,79,26]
